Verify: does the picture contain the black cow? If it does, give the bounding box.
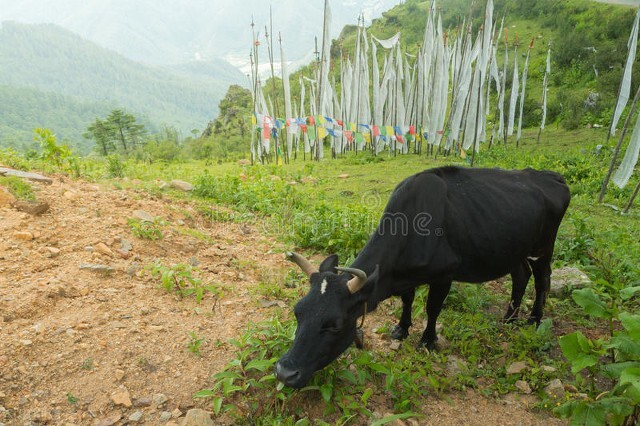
[275,166,570,388]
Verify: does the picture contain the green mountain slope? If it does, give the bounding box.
[0,21,245,150]
[273,0,637,133]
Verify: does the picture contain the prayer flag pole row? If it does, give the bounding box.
[249,0,544,164]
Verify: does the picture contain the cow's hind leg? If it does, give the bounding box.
[419,281,452,350]
[504,260,532,323]
[391,289,415,340]
[528,256,552,325]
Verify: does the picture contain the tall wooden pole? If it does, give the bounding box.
[598,84,640,203]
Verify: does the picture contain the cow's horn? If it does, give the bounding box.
[285,252,318,277]
[336,267,368,294]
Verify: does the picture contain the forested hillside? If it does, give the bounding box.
[0,21,245,151]
[264,0,637,133]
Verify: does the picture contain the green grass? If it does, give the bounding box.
[0,175,37,201]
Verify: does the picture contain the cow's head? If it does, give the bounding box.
[275,252,379,388]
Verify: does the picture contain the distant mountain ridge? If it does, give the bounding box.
[0,21,245,152]
[0,0,401,65]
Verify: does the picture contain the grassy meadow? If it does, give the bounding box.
[1,125,639,425]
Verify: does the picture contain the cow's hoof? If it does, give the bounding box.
[503,315,518,324]
[527,317,541,327]
[390,325,409,340]
[418,338,438,352]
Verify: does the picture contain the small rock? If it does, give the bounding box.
[542,365,557,373]
[389,341,401,351]
[33,323,44,334]
[133,397,152,408]
[95,243,114,257]
[170,180,194,192]
[120,239,132,254]
[181,409,214,426]
[13,231,34,241]
[34,410,53,423]
[128,411,144,423]
[95,413,122,426]
[115,369,125,381]
[515,380,532,394]
[152,393,168,406]
[111,390,132,407]
[126,262,141,277]
[564,383,579,393]
[133,210,155,222]
[259,300,287,309]
[13,200,49,216]
[338,173,350,179]
[79,264,114,274]
[544,379,565,401]
[506,361,528,375]
[43,247,61,258]
[171,408,182,418]
[159,411,172,422]
[20,339,33,346]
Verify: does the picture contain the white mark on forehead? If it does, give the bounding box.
[320,279,328,295]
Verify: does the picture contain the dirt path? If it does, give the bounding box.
[0,173,564,425]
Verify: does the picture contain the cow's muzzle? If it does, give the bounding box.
[274,360,305,388]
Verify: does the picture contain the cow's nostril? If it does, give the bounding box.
[275,361,301,386]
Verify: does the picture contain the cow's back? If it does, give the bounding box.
[392,166,570,283]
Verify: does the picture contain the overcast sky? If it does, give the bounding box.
[0,0,401,67]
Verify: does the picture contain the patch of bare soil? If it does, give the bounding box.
[0,173,564,425]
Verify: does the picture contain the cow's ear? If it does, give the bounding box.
[319,254,339,273]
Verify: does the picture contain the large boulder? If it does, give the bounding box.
[550,267,591,298]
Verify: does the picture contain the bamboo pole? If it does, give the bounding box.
[598,84,640,203]
[624,178,640,213]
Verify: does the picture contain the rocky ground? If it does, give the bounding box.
[0,170,565,425]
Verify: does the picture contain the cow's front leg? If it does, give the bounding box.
[391,289,415,340]
[419,281,452,350]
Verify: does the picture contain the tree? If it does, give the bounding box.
[84,109,147,156]
[106,109,146,154]
[84,118,115,156]
[190,85,252,160]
